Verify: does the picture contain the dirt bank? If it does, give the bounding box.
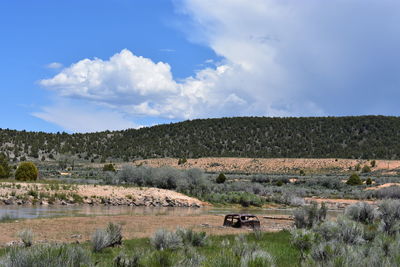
[0,182,207,207]
[0,214,292,247]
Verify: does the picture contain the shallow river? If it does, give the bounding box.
[0,205,344,220]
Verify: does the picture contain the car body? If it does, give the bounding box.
[223,214,260,229]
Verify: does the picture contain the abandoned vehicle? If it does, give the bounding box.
[223,214,261,229]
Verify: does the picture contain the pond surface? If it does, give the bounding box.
[0,205,344,220]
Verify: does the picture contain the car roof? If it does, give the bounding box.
[225,214,258,217]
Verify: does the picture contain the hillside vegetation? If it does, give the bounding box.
[1,116,399,162]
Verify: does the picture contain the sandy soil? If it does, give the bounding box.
[0,182,208,207]
[127,157,400,174]
[304,197,376,209]
[0,214,292,246]
[365,183,400,191]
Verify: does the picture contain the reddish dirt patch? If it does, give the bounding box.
[365,183,400,191]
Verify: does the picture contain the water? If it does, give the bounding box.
[0,205,343,220]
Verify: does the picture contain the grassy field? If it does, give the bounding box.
[0,230,299,267]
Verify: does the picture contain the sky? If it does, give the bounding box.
[1,0,400,133]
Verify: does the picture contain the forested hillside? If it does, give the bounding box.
[0,116,399,161]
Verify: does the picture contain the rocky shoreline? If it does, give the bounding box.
[0,195,202,207]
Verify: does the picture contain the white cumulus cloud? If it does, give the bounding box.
[46,62,63,69]
[37,0,400,132]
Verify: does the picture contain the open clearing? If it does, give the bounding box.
[0,214,292,246]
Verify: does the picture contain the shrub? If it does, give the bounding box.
[293,202,327,228]
[346,173,362,186]
[370,160,376,167]
[290,229,315,260]
[336,218,365,245]
[378,200,400,235]
[178,158,187,165]
[15,162,38,181]
[313,221,340,242]
[114,251,142,267]
[308,241,342,264]
[362,165,372,173]
[366,177,373,185]
[18,229,34,247]
[345,202,378,224]
[0,244,91,267]
[91,229,109,252]
[355,164,361,171]
[150,229,183,250]
[106,222,123,246]
[176,228,207,247]
[91,222,122,252]
[216,173,226,184]
[369,186,400,199]
[103,163,116,172]
[299,170,305,176]
[175,247,204,267]
[0,154,11,178]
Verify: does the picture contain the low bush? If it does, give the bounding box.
[178,157,187,165]
[0,244,91,267]
[290,229,315,260]
[362,165,372,173]
[103,163,116,172]
[0,154,11,179]
[346,173,362,186]
[176,228,207,247]
[293,202,327,228]
[216,173,226,184]
[15,162,38,181]
[345,202,378,224]
[91,222,122,252]
[150,229,183,251]
[18,229,34,247]
[378,199,400,235]
[368,186,400,199]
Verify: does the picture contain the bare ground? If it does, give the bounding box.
[0,214,292,246]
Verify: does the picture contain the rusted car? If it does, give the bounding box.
[223,214,260,229]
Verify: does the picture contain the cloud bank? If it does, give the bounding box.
[37,0,400,132]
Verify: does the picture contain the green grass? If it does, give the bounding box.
[0,213,18,223]
[82,231,298,266]
[0,231,298,266]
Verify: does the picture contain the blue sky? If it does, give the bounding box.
[1,0,400,133]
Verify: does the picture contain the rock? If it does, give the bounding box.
[5,240,23,247]
[3,199,14,205]
[40,200,49,206]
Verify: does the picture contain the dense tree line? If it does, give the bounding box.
[0,116,399,161]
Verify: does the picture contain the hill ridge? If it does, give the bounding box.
[1,115,399,161]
